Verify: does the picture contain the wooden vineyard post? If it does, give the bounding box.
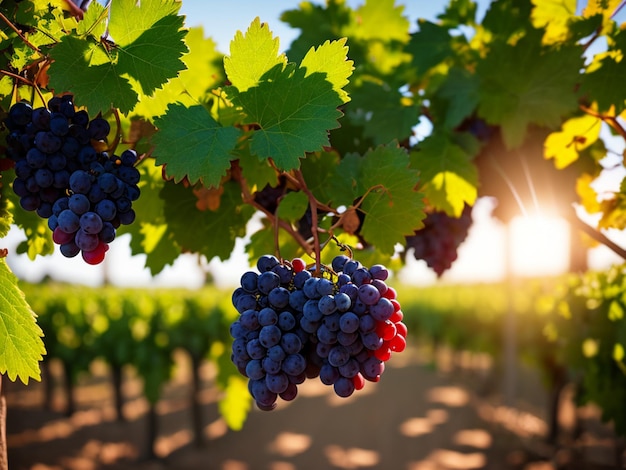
[503,222,518,407]
[0,376,7,470]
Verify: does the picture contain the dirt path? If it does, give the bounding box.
[5,348,622,470]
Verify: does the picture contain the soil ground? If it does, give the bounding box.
[5,346,625,470]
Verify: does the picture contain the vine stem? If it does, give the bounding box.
[0,70,46,106]
[582,0,626,51]
[231,162,313,255]
[565,206,626,261]
[0,12,40,53]
[294,169,322,274]
[319,183,387,252]
[108,108,122,153]
[579,104,626,141]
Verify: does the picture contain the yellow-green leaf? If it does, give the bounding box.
[0,259,45,384]
[531,0,576,45]
[582,338,599,358]
[218,375,251,430]
[300,38,353,104]
[609,299,625,321]
[224,17,287,94]
[544,114,601,169]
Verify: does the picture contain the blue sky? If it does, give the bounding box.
[177,0,477,53]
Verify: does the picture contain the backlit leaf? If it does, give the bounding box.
[544,114,601,169]
[153,104,242,188]
[0,259,45,384]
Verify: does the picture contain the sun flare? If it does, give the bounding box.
[508,214,570,276]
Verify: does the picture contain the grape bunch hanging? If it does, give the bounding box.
[4,95,140,264]
[230,254,407,410]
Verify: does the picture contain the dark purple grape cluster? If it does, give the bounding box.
[230,254,407,411]
[4,96,141,264]
[404,204,473,277]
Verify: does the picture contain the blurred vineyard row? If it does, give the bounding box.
[19,264,626,445]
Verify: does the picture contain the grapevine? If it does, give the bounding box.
[1,1,626,466]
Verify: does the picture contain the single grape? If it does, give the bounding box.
[82,241,109,265]
[68,193,91,215]
[69,170,92,194]
[79,211,104,234]
[88,117,111,140]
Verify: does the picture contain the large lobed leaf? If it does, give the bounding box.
[161,181,254,262]
[224,18,353,171]
[48,0,187,114]
[411,132,478,217]
[335,143,424,255]
[153,104,242,188]
[476,30,583,148]
[0,259,45,384]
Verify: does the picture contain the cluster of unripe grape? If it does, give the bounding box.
[230,254,407,410]
[4,95,140,264]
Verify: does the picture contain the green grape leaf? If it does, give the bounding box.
[236,145,279,192]
[121,162,181,275]
[348,80,420,145]
[438,0,477,27]
[482,0,532,38]
[411,132,478,216]
[232,62,346,170]
[132,223,181,275]
[48,0,187,113]
[131,27,225,120]
[9,187,54,259]
[407,21,454,73]
[224,17,287,94]
[0,259,45,384]
[108,0,188,96]
[432,67,480,129]
[328,152,365,207]
[48,36,138,114]
[161,180,254,261]
[476,31,583,148]
[300,150,343,206]
[580,30,626,113]
[225,19,353,170]
[246,217,304,263]
[277,191,309,223]
[281,1,354,63]
[153,104,242,188]
[357,143,424,254]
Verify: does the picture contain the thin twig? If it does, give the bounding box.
[268,159,339,214]
[232,163,312,255]
[565,206,626,260]
[294,169,322,274]
[0,69,31,84]
[580,104,626,141]
[0,69,46,105]
[0,11,40,53]
[108,108,122,153]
